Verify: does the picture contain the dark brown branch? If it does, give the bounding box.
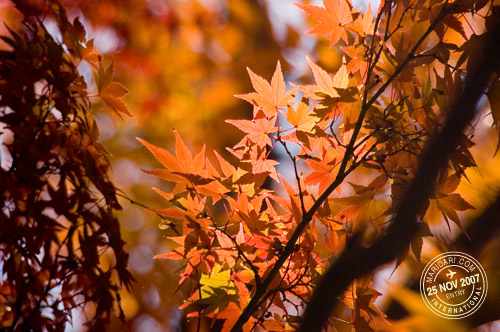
[296,23,500,332]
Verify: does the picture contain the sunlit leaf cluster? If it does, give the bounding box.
[141,0,499,330]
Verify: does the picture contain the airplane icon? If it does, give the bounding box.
[446,269,456,279]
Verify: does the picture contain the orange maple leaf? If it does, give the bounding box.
[306,56,340,98]
[235,61,295,117]
[137,130,215,185]
[296,0,353,47]
[295,57,350,100]
[252,157,279,182]
[287,102,317,132]
[348,2,375,37]
[226,116,278,148]
[305,148,339,193]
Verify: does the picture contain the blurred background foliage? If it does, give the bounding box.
[1,0,500,331]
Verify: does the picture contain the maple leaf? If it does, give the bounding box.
[235,194,268,233]
[305,147,339,193]
[296,0,353,47]
[306,56,339,98]
[96,61,133,118]
[301,57,350,100]
[226,116,277,148]
[329,176,388,230]
[342,43,369,77]
[199,266,237,300]
[287,102,318,133]
[348,3,375,37]
[351,278,388,331]
[274,175,305,224]
[235,61,295,117]
[435,193,474,233]
[214,151,238,182]
[215,230,235,249]
[251,157,279,182]
[137,130,215,185]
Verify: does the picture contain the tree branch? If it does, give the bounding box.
[228,3,460,331]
